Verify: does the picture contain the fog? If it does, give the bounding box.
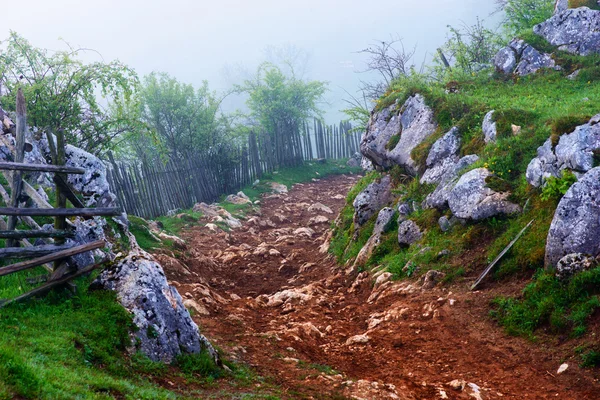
[0,0,500,121]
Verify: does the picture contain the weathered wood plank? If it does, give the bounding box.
[470,220,535,291]
[0,240,104,274]
[0,161,85,175]
[0,207,121,217]
[0,230,75,239]
[0,243,78,259]
[7,89,27,247]
[0,258,108,308]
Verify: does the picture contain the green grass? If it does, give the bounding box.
[569,0,600,10]
[491,267,600,339]
[0,277,177,399]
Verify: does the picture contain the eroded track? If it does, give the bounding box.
[158,175,600,399]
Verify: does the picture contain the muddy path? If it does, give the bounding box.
[158,175,600,399]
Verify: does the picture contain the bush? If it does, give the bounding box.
[540,170,577,202]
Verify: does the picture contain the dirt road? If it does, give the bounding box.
[159,174,600,399]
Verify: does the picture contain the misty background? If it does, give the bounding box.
[0,0,500,122]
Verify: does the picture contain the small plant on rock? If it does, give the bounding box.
[540,170,578,202]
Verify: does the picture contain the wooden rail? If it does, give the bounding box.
[0,258,109,309]
[0,161,86,174]
[0,230,75,239]
[0,207,121,217]
[0,241,105,276]
[0,243,78,259]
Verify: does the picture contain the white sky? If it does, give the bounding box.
[0,0,500,121]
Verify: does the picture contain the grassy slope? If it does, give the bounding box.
[0,159,358,399]
[331,44,600,361]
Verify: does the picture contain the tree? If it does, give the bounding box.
[138,72,229,160]
[237,62,327,167]
[356,36,417,100]
[0,32,138,154]
[494,0,554,34]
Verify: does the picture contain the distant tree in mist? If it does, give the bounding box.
[236,62,327,167]
[136,72,230,160]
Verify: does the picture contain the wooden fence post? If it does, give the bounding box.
[7,89,27,248]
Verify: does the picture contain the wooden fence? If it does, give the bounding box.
[106,120,362,219]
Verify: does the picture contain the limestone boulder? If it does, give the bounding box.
[447,168,521,221]
[493,39,557,76]
[534,7,600,56]
[353,175,392,226]
[482,111,497,144]
[360,94,437,173]
[397,220,422,247]
[526,114,600,187]
[91,247,218,364]
[545,167,600,267]
[421,127,461,185]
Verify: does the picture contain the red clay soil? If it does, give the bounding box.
[158,174,600,399]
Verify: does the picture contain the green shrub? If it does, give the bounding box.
[540,170,577,201]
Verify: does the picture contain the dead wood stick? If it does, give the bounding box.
[470,220,534,291]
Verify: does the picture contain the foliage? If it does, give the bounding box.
[434,18,504,78]
[0,32,139,155]
[136,72,230,160]
[236,62,327,168]
[540,170,578,201]
[494,0,555,35]
[491,267,600,338]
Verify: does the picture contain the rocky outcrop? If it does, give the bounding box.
[361,95,437,173]
[92,246,218,363]
[397,220,422,247]
[545,167,600,267]
[493,39,557,76]
[526,114,600,187]
[353,175,392,226]
[421,127,461,185]
[354,207,396,267]
[483,111,497,143]
[447,168,521,221]
[534,7,600,56]
[423,155,479,210]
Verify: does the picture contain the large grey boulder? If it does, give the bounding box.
[421,127,461,185]
[423,155,480,210]
[526,114,600,187]
[514,46,557,76]
[353,207,396,267]
[534,7,600,56]
[353,175,392,226]
[92,246,218,363]
[483,111,497,144]
[493,39,557,76]
[545,167,600,267]
[447,168,521,220]
[360,95,437,173]
[398,220,422,247]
